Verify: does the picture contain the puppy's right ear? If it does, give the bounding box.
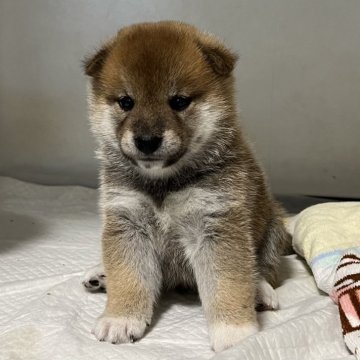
[83,42,112,77]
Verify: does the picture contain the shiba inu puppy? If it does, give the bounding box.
[83,21,290,352]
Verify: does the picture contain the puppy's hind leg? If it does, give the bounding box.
[256,277,279,311]
[83,263,106,292]
[256,210,290,311]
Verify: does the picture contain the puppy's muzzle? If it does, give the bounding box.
[134,135,163,155]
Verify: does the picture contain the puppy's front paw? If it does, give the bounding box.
[209,322,259,352]
[256,278,279,311]
[92,315,148,344]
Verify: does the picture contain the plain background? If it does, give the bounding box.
[0,0,359,197]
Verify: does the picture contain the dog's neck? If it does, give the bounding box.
[99,119,243,205]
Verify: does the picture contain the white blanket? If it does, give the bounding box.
[0,177,355,360]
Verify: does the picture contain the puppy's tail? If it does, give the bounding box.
[274,201,294,256]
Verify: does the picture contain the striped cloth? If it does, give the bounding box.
[332,253,360,357]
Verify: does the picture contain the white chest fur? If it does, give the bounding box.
[162,188,228,229]
[102,186,231,251]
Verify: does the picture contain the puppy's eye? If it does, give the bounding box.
[118,96,134,111]
[169,96,192,111]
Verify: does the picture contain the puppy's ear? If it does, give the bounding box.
[83,42,112,77]
[197,37,238,76]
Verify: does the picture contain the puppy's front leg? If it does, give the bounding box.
[187,218,258,352]
[92,210,161,344]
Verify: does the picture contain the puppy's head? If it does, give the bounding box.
[85,21,237,177]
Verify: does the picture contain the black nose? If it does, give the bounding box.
[134,135,162,155]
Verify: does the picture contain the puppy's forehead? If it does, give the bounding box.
[103,25,211,95]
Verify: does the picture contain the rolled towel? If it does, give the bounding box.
[286,202,360,357]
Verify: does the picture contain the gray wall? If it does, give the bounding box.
[1,0,359,197]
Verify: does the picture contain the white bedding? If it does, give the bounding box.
[0,177,355,360]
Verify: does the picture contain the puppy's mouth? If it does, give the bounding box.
[136,155,163,162]
[136,154,183,169]
[136,159,165,170]
[126,151,186,172]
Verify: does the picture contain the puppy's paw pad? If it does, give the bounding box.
[256,279,279,311]
[210,322,258,352]
[92,315,147,344]
[82,265,106,292]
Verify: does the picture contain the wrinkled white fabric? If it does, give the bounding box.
[0,177,354,360]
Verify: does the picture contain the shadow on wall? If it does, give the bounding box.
[0,210,45,252]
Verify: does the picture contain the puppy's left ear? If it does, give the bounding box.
[197,37,238,76]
